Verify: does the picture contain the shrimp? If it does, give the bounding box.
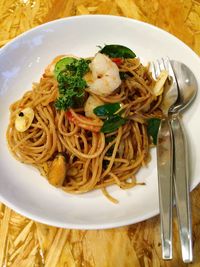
[66,109,102,133]
[84,95,104,119]
[86,53,121,97]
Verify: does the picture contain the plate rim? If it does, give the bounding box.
[1,14,200,60]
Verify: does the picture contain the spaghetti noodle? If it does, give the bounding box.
[6,46,166,203]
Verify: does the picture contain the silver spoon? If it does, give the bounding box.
[170,61,197,113]
[169,61,198,263]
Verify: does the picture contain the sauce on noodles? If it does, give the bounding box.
[6,45,168,203]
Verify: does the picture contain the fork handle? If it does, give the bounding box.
[157,118,173,260]
[170,114,193,263]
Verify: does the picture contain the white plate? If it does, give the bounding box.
[0,15,200,229]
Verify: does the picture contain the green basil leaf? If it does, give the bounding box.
[100,44,136,59]
[54,57,77,77]
[105,136,115,143]
[101,115,127,133]
[119,71,128,80]
[147,118,161,145]
[119,71,133,80]
[93,103,120,117]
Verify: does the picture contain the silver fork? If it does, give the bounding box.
[151,58,178,260]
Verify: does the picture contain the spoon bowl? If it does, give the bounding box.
[171,61,198,113]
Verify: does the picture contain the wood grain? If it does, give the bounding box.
[0,0,200,266]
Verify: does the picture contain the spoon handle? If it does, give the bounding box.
[157,118,173,260]
[170,115,193,263]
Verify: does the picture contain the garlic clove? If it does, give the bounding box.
[153,70,168,96]
[15,107,34,132]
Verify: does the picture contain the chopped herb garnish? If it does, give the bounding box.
[67,58,90,77]
[147,118,161,145]
[57,74,87,94]
[55,58,90,110]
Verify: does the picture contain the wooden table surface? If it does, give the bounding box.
[0,1,200,266]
